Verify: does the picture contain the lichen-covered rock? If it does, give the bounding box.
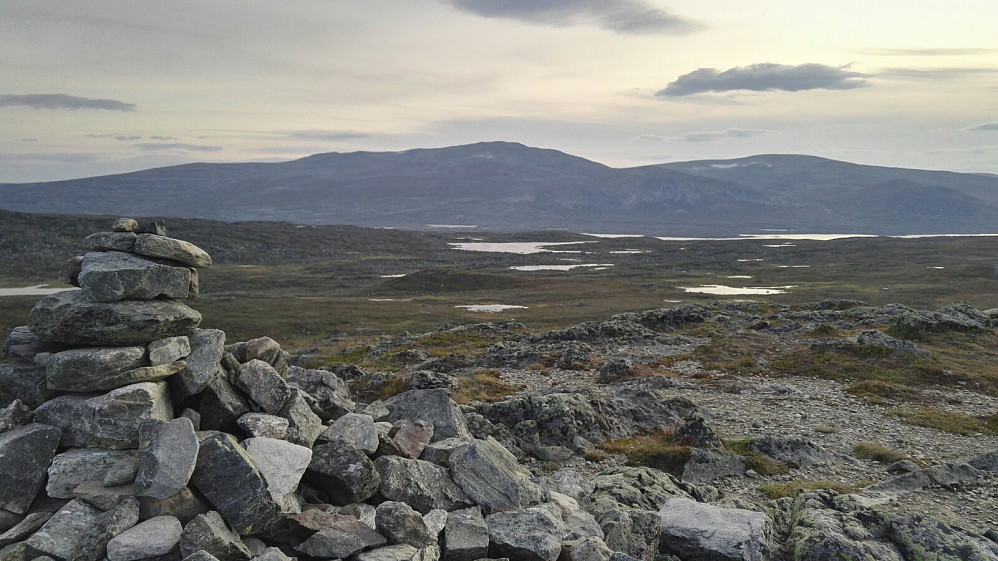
[375,501,436,547]
[782,491,903,561]
[443,507,488,561]
[135,417,199,499]
[149,336,191,366]
[71,496,140,561]
[321,412,379,454]
[25,499,103,561]
[106,515,183,561]
[486,507,563,561]
[393,419,435,459]
[289,510,387,559]
[284,366,355,421]
[449,437,543,511]
[305,439,381,505]
[47,448,138,499]
[236,414,289,439]
[29,290,201,345]
[44,346,147,392]
[172,329,225,400]
[747,437,834,468]
[78,251,194,303]
[384,389,471,441]
[133,234,212,268]
[596,508,660,561]
[659,498,771,561]
[0,423,61,514]
[888,514,998,561]
[179,511,253,561]
[189,433,284,537]
[681,448,746,484]
[85,381,173,449]
[375,456,473,514]
[234,360,291,415]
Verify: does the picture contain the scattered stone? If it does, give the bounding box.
[449,437,543,511]
[486,507,563,561]
[236,414,289,439]
[321,412,379,453]
[375,456,473,514]
[134,234,212,268]
[135,417,199,499]
[179,511,253,561]
[0,423,61,514]
[443,507,488,561]
[29,290,201,346]
[659,498,771,561]
[234,360,292,415]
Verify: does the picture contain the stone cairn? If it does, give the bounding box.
[1,218,671,561]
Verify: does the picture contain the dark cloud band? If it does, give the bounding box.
[136,143,222,152]
[658,63,868,97]
[969,123,998,131]
[0,94,136,111]
[444,0,698,35]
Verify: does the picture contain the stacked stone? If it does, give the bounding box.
[0,218,663,561]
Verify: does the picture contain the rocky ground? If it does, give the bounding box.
[2,219,998,561]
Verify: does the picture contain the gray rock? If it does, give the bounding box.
[71,481,137,511]
[96,361,187,392]
[62,255,84,286]
[597,508,662,560]
[47,448,138,499]
[364,400,390,421]
[139,486,210,525]
[393,419,434,459]
[486,507,563,561]
[384,389,472,441]
[782,491,904,561]
[0,423,61,513]
[289,510,387,559]
[341,503,378,530]
[589,466,702,514]
[475,393,606,452]
[242,437,312,512]
[189,433,284,537]
[565,510,604,541]
[236,414,289,439]
[659,498,770,561]
[250,548,291,561]
[449,437,543,511]
[375,456,473,514]
[45,346,147,392]
[277,389,324,448]
[419,437,469,466]
[4,326,64,361]
[71,496,140,561]
[561,537,613,561]
[443,507,488,561]
[681,448,746,484]
[136,221,167,236]
[83,232,137,252]
[284,366,355,421]
[149,336,191,366]
[305,439,380,505]
[969,450,998,472]
[376,501,436,547]
[747,437,833,468]
[179,511,253,561]
[172,329,225,400]
[135,418,199,499]
[422,510,447,540]
[356,544,440,561]
[888,514,998,560]
[183,551,222,561]
[85,381,173,448]
[868,461,983,492]
[199,378,251,434]
[243,337,282,368]
[321,413,379,453]
[0,512,52,549]
[134,234,212,268]
[31,394,93,448]
[107,516,182,561]
[29,290,201,346]
[25,499,102,561]
[0,361,51,409]
[78,251,193,303]
[235,360,292,415]
[113,218,139,232]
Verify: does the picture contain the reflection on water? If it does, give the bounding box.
[456,304,528,312]
[0,285,79,297]
[681,284,794,295]
[449,241,593,254]
[510,264,614,271]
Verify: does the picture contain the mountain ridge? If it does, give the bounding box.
[2,141,997,236]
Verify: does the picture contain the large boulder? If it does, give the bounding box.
[747,437,834,468]
[449,437,543,511]
[782,491,905,561]
[189,433,285,537]
[375,456,473,514]
[384,389,471,441]
[44,346,147,392]
[486,507,563,561]
[78,251,193,303]
[29,290,201,345]
[0,423,62,513]
[659,498,771,561]
[321,412,379,454]
[888,514,998,560]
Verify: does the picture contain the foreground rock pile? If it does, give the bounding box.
[1,219,998,561]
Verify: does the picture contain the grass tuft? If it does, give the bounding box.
[759,480,866,500]
[452,369,524,404]
[852,442,908,463]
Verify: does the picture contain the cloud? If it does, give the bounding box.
[115,135,142,142]
[287,130,370,141]
[0,94,135,111]
[443,0,698,35]
[680,129,772,142]
[135,142,223,152]
[657,63,868,97]
[149,135,177,141]
[862,48,994,57]
[969,123,998,131]
[879,67,996,81]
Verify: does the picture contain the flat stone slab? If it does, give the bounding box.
[78,251,193,302]
[106,515,183,561]
[45,346,148,392]
[29,290,201,345]
[134,234,212,268]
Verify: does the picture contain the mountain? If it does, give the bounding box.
[2,142,997,235]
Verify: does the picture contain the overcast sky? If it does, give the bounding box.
[2,1,997,182]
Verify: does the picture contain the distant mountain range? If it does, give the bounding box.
[3,142,998,235]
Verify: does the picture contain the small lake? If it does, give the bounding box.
[448,241,594,254]
[0,285,79,297]
[510,264,614,271]
[456,304,528,312]
[681,284,795,295]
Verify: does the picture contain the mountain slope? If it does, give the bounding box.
[2,142,997,235]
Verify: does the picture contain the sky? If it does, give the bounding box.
[2,1,997,183]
